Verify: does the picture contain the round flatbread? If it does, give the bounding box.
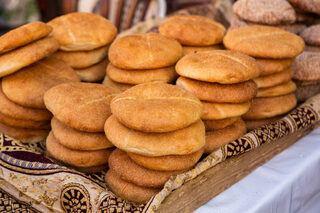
[245,116,282,131]
[202,101,251,120]
[75,59,107,82]
[287,0,320,15]
[256,81,296,97]
[182,45,222,56]
[0,111,50,129]
[253,69,293,88]
[255,58,295,76]
[102,76,133,91]
[292,51,320,81]
[203,117,240,131]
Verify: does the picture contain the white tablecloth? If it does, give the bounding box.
[196,127,320,213]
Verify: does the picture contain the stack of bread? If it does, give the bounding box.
[287,0,320,27]
[49,12,117,82]
[176,50,259,153]
[224,25,305,130]
[104,82,205,204]
[158,15,225,56]
[104,33,182,91]
[44,82,119,172]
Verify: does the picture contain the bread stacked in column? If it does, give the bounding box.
[224,25,305,130]
[49,12,117,82]
[44,82,119,172]
[104,33,182,91]
[176,50,259,153]
[104,82,205,204]
[159,15,225,56]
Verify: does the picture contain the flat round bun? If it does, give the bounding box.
[2,57,80,109]
[203,117,240,131]
[223,25,305,59]
[287,0,320,15]
[233,0,296,25]
[109,149,182,188]
[0,111,50,129]
[159,15,225,46]
[44,82,119,132]
[305,45,320,52]
[108,33,182,69]
[205,118,246,153]
[176,77,257,103]
[0,121,49,143]
[243,94,297,119]
[52,45,108,68]
[51,117,113,151]
[104,115,205,156]
[256,58,295,76]
[48,12,117,51]
[0,36,59,78]
[73,164,107,173]
[107,63,178,84]
[75,59,107,82]
[176,50,260,84]
[257,81,296,97]
[253,68,293,88]
[102,76,133,91]
[127,148,203,171]
[294,81,320,102]
[182,45,222,56]
[245,116,282,131]
[110,82,202,132]
[0,22,52,54]
[0,82,52,121]
[46,131,113,167]
[292,51,320,81]
[202,101,251,120]
[105,170,160,204]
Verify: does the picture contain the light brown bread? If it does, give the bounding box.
[203,117,240,131]
[2,57,80,109]
[107,63,178,84]
[44,82,119,132]
[46,131,113,167]
[102,76,133,91]
[256,81,296,97]
[176,77,257,103]
[105,170,160,204]
[0,111,50,129]
[223,25,305,59]
[202,101,251,120]
[294,80,320,102]
[52,45,109,68]
[245,116,282,131]
[205,118,247,153]
[305,45,320,52]
[108,33,182,69]
[253,69,293,88]
[127,148,203,171]
[243,94,297,119]
[287,0,320,15]
[292,51,320,81]
[51,117,113,151]
[0,36,59,78]
[104,115,205,156]
[0,22,52,54]
[175,50,260,84]
[255,58,295,76]
[300,25,320,46]
[75,59,107,82]
[73,164,107,173]
[48,12,117,51]
[110,82,202,132]
[159,15,225,46]
[182,45,222,56]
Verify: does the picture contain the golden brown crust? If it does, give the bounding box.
[46,131,113,167]
[51,117,113,151]
[203,117,240,131]
[2,57,80,109]
[202,101,251,120]
[102,76,133,91]
[73,164,107,173]
[245,116,282,131]
[182,45,223,56]
[44,82,120,132]
[0,22,52,54]
[159,15,226,46]
[0,121,49,143]
[223,25,305,59]
[0,111,50,129]
[48,12,117,51]
[109,33,182,69]
[255,57,295,76]
[104,115,205,156]
[0,81,52,121]
[127,148,203,171]
[107,63,178,84]
[256,81,296,97]
[175,50,260,84]
[105,170,160,204]
[75,59,107,82]
[109,149,182,188]
[205,118,247,153]
[52,45,109,68]
[253,68,293,88]
[110,82,203,132]
[0,36,59,78]
[176,77,257,103]
[242,94,297,119]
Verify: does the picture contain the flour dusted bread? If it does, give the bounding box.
[292,51,320,81]
[255,58,295,76]
[110,82,202,132]
[48,12,117,51]
[108,33,182,69]
[253,69,293,88]
[75,59,107,82]
[202,101,251,120]
[287,0,320,15]
[159,15,226,46]
[257,81,296,97]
